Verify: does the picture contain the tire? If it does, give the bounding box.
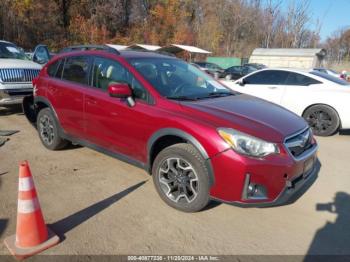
[152,143,210,212]
[36,108,68,150]
[303,105,340,137]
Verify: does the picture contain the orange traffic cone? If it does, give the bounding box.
[4,161,59,260]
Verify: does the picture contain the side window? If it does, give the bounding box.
[286,73,321,86]
[56,59,65,79]
[244,70,288,85]
[92,57,149,101]
[47,60,61,77]
[62,56,90,85]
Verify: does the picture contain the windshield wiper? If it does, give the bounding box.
[166,96,199,101]
[197,92,234,99]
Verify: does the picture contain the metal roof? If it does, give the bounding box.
[106,44,128,50]
[127,44,161,51]
[251,48,326,58]
[158,44,211,54]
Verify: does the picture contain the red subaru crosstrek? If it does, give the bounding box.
[23,46,318,212]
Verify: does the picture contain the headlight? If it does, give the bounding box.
[218,128,279,158]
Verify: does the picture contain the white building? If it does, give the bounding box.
[249,48,327,69]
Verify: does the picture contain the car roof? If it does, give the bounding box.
[118,50,176,59]
[257,67,310,73]
[50,49,177,63]
[0,40,15,45]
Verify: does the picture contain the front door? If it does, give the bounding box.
[84,56,155,162]
[235,70,289,105]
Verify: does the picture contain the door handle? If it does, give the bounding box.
[48,86,57,92]
[268,86,278,89]
[86,97,97,105]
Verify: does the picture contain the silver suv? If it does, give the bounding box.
[0,41,48,106]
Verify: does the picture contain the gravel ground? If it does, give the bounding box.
[0,106,349,257]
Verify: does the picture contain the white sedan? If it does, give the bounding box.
[221,68,350,136]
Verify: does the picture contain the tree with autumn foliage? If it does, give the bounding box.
[0,0,336,60]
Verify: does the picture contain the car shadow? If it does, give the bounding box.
[0,105,23,116]
[0,219,8,238]
[304,192,350,261]
[202,200,222,211]
[49,180,146,242]
[339,129,350,136]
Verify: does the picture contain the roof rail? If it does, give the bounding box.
[59,44,120,55]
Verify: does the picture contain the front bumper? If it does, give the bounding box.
[216,161,318,207]
[209,143,318,206]
[0,85,33,106]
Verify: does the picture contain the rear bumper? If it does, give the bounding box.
[0,87,33,106]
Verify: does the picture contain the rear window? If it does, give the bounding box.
[47,60,61,77]
[310,71,350,86]
[62,56,90,85]
[285,72,321,86]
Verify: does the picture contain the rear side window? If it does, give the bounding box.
[62,56,90,85]
[244,70,289,85]
[47,60,61,77]
[286,73,321,86]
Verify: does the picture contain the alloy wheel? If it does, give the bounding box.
[158,157,199,204]
[306,110,332,134]
[39,115,55,145]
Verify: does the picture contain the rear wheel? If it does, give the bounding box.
[37,108,68,150]
[303,105,340,136]
[152,143,210,212]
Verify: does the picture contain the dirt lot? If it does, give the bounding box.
[0,106,350,256]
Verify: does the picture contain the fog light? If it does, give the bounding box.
[242,174,268,200]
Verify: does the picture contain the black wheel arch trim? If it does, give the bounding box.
[147,128,215,186]
[34,96,60,122]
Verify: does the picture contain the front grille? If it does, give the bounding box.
[285,128,313,158]
[0,68,40,83]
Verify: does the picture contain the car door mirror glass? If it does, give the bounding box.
[33,45,50,64]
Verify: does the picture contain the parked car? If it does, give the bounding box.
[222,68,350,136]
[224,65,257,80]
[244,63,267,70]
[23,48,318,212]
[313,68,340,78]
[0,40,43,106]
[192,61,225,78]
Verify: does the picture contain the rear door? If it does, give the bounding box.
[235,70,289,105]
[46,56,91,138]
[281,72,322,113]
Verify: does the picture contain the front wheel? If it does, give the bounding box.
[303,105,340,136]
[152,143,210,212]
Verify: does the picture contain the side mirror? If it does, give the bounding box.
[108,83,132,98]
[33,44,50,64]
[238,79,246,86]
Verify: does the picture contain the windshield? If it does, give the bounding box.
[0,42,28,60]
[310,71,350,86]
[128,58,233,100]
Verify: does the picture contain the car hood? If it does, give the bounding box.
[181,94,307,143]
[0,59,42,69]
